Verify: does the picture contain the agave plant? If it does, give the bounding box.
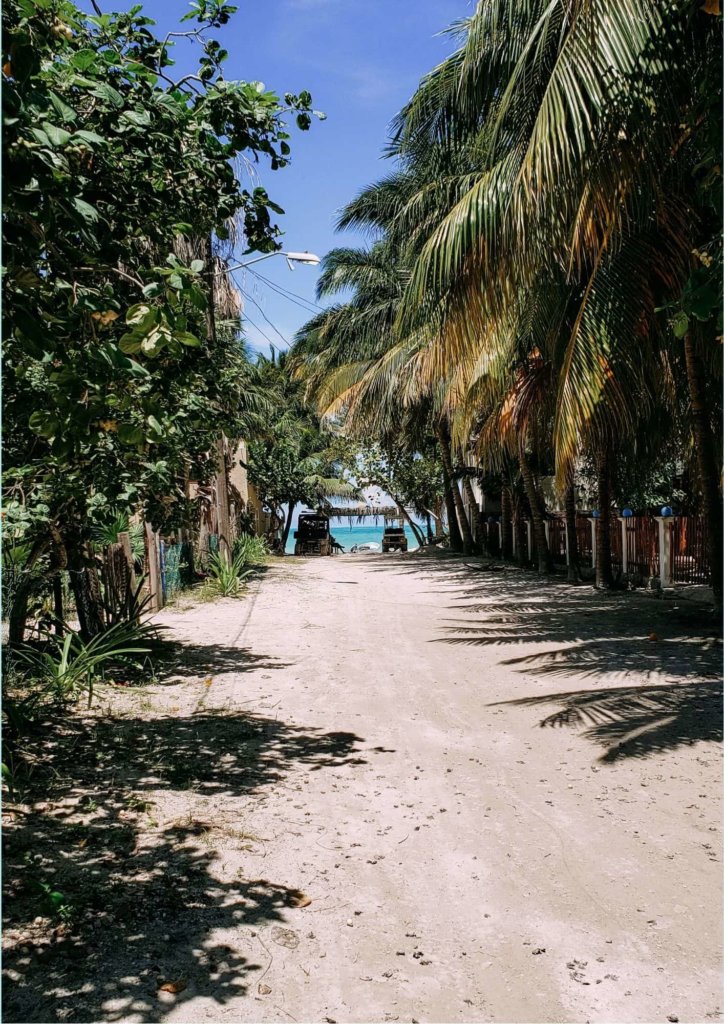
[232,533,268,567]
[202,550,253,599]
[15,615,158,707]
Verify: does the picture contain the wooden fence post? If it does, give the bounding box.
[144,522,163,612]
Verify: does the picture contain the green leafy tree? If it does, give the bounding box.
[2,0,320,636]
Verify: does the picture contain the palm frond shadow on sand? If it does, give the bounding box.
[491,679,722,762]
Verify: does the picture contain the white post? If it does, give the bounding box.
[588,517,597,570]
[543,521,550,549]
[619,517,628,575]
[497,522,503,551]
[526,521,533,560]
[564,518,570,566]
[655,516,673,587]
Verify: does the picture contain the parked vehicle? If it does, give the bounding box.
[382,515,408,553]
[294,513,332,556]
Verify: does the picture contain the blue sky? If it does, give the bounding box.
[128,0,466,353]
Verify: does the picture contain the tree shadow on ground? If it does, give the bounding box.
[147,638,292,684]
[3,707,369,1023]
[366,552,722,762]
[491,679,722,762]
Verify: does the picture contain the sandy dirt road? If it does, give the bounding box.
[4,552,722,1023]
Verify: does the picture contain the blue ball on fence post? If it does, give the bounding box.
[591,509,600,518]
[622,507,633,518]
[660,505,673,518]
[487,516,496,524]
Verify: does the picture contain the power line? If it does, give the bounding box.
[240,309,278,350]
[240,289,290,348]
[245,266,323,314]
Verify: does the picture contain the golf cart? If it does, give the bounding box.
[294,513,332,556]
[382,514,408,553]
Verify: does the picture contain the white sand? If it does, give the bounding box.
[5,552,721,1024]
[145,553,721,1024]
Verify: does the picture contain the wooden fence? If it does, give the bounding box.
[623,516,659,579]
[671,516,710,584]
[476,513,711,586]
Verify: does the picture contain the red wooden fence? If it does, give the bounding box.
[671,516,710,584]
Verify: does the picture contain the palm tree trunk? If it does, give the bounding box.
[403,510,426,547]
[432,501,443,541]
[436,421,474,554]
[7,536,51,645]
[281,502,296,553]
[68,542,105,640]
[461,475,481,553]
[8,575,34,647]
[595,450,614,589]
[514,511,527,565]
[518,447,552,573]
[684,331,723,600]
[500,486,513,560]
[436,426,463,552]
[564,474,580,582]
[425,513,433,544]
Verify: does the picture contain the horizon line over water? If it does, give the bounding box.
[284,522,420,555]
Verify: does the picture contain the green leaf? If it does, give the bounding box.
[119,333,142,354]
[90,82,124,108]
[187,286,207,311]
[176,331,201,347]
[121,109,151,127]
[29,127,51,147]
[190,259,204,273]
[118,423,144,445]
[147,415,163,434]
[71,129,107,147]
[70,49,98,71]
[142,282,163,299]
[72,197,99,223]
[126,359,150,378]
[672,311,689,339]
[49,92,78,124]
[29,411,60,438]
[126,303,151,326]
[41,122,72,147]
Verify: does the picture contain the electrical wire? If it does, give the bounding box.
[240,309,278,350]
[240,290,290,348]
[245,266,323,314]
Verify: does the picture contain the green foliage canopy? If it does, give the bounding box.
[2,0,319,550]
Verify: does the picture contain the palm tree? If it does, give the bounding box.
[391,0,721,590]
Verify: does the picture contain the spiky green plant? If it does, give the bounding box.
[15,616,158,707]
[202,550,253,599]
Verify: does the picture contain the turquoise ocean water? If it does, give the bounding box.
[285,521,419,554]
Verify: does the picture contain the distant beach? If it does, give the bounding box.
[285,521,419,554]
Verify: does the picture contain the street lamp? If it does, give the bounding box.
[223,250,320,274]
